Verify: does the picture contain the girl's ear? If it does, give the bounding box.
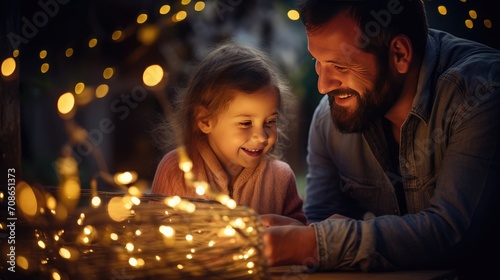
[195,105,212,134]
[390,35,412,74]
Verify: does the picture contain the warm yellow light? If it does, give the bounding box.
[126,242,134,251]
[287,10,300,20]
[128,186,141,196]
[135,229,142,236]
[194,1,205,11]
[129,257,138,266]
[137,13,148,24]
[88,38,98,48]
[208,240,215,247]
[173,11,187,22]
[110,233,118,240]
[95,84,109,98]
[59,247,72,259]
[46,195,57,210]
[39,50,47,59]
[17,256,29,270]
[1,57,16,77]
[186,234,193,242]
[165,196,181,207]
[177,264,184,269]
[137,25,159,45]
[91,196,101,207]
[247,262,255,269]
[75,82,85,94]
[13,49,19,57]
[38,241,46,249]
[159,225,175,237]
[437,6,447,16]
[465,19,474,29]
[103,67,114,79]
[41,63,49,73]
[223,225,236,236]
[65,48,73,57]
[52,271,61,280]
[159,5,171,15]
[112,30,122,41]
[108,196,130,222]
[181,0,191,5]
[484,19,492,28]
[195,181,208,195]
[469,10,477,19]
[57,92,75,115]
[17,182,38,217]
[143,64,164,87]
[114,171,138,185]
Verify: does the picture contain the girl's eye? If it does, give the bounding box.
[239,121,252,127]
[266,119,277,126]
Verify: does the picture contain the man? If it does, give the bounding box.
[261,0,500,278]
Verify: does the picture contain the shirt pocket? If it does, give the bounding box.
[339,172,398,216]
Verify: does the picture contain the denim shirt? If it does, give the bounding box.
[305,29,500,271]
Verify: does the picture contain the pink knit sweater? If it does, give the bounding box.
[151,141,307,224]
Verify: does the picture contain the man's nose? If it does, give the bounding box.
[316,63,342,94]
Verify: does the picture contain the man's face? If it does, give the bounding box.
[307,11,402,133]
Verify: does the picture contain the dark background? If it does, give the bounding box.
[2,0,499,194]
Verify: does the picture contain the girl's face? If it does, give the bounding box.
[201,84,279,173]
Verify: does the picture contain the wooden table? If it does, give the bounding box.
[269,266,457,280]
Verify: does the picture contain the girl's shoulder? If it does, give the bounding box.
[265,157,293,174]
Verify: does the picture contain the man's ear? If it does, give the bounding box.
[195,105,212,134]
[390,35,412,74]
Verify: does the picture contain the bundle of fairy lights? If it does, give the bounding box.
[11,185,267,279]
[9,143,268,279]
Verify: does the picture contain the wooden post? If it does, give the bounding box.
[1,1,22,184]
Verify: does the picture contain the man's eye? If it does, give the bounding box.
[239,121,252,127]
[335,65,348,72]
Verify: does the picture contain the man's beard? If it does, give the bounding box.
[328,70,403,133]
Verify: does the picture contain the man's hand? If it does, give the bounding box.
[262,225,318,267]
[260,214,306,227]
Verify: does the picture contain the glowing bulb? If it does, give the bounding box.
[165,196,181,207]
[1,57,16,77]
[137,13,148,24]
[159,225,174,237]
[38,241,46,249]
[41,63,49,73]
[88,38,98,48]
[103,67,114,79]
[112,30,122,41]
[39,50,47,59]
[114,171,138,185]
[437,6,447,16]
[469,10,477,19]
[126,242,134,251]
[143,64,164,87]
[65,48,73,57]
[57,92,75,115]
[59,247,71,259]
[465,19,474,29]
[195,181,208,195]
[159,5,171,14]
[91,196,101,207]
[287,10,300,20]
[194,1,205,11]
[173,11,187,22]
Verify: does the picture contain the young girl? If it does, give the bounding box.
[151,42,306,224]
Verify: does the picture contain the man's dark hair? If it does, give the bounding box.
[296,0,428,57]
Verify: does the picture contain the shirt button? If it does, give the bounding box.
[405,162,410,169]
